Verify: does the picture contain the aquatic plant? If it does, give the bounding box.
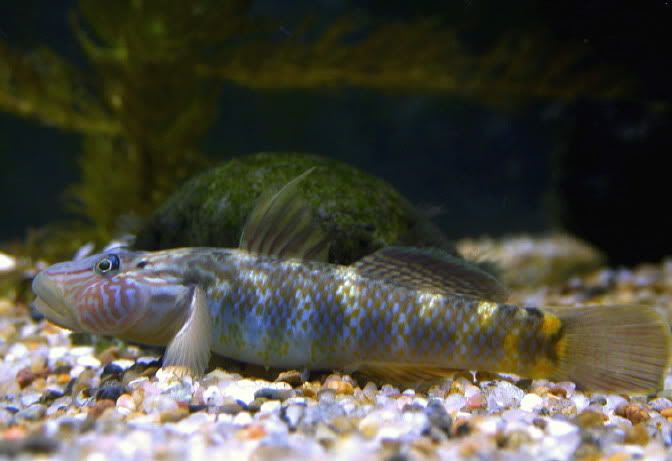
[0,0,628,253]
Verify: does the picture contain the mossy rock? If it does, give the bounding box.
[134,152,451,264]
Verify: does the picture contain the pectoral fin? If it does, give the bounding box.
[162,286,212,376]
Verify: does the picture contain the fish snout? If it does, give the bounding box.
[31,270,80,331]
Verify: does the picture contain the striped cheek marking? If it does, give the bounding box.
[78,279,140,332]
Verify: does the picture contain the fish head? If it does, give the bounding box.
[32,250,194,345]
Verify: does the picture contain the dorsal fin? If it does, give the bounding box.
[352,246,509,302]
[239,168,330,261]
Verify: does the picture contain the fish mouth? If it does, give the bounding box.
[31,271,81,331]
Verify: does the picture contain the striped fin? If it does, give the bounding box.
[239,168,329,262]
[547,304,671,393]
[352,246,509,302]
[162,286,212,376]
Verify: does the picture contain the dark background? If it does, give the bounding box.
[1,0,670,265]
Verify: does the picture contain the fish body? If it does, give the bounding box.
[208,250,559,378]
[32,170,671,392]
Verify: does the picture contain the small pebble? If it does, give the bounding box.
[16,404,46,421]
[615,403,649,424]
[281,404,305,431]
[424,399,452,435]
[649,398,672,412]
[325,379,354,395]
[275,370,306,386]
[96,381,126,401]
[519,393,543,413]
[574,411,607,429]
[624,423,650,445]
[253,388,294,401]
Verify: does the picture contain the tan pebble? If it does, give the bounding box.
[0,323,17,340]
[409,437,437,459]
[0,299,14,316]
[449,380,465,395]
[574,443,601,461]
[624,423,650,446]
[98,347,121,365]
[160,408,188,423]
[548,386,568,398]
[606,453,631,461]
[496,430,531,450]
[574,411,607,429]
[358,415,380,438]
[325,380,354,395]
[660,407,672,419]
[89,399,116,419]
[532,386,551,396]
[31,377,46,391]
[131,389,145,407]
[30,356,47,374]
[237,424,267,440]
[329,415,357,433]
[301,382,320,399]
[458,440,482,457]
[615,403,649,424]
[72,368,96,395]
[249,445,298,461]
[116,394,136,412]
[275,370,305,386]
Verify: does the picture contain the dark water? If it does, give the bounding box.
[1,0,670,264]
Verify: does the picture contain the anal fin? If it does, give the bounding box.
[356,363,461,387]
[163,286,212,377]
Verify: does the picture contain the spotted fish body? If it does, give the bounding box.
[209,250,561,379]
[32,170,671,392]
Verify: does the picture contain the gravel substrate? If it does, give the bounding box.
[2,240,672,460]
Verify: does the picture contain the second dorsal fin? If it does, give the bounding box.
[352,246,509,302]
[239,168,330,261]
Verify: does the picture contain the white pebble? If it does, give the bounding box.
[203,385,224,406]
[47,346,69,361]
[545,418,578,438]
[260,400,281,414]
[572,394,590,413]
[232,411,253,426]
[110,359,135,371]
[69,346,95,357]
[520,393,544,413]
[20,392,42,407]
[6,343,29,360]
[0,252,16,272]
[443,394,466,413]
[77,355,101,368]
[126,377,149,390]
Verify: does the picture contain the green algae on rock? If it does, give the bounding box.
[134,153,451,264]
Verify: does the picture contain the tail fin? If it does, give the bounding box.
[549,305,670,393]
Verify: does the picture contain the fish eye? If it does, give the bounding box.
[95,254,120,274]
